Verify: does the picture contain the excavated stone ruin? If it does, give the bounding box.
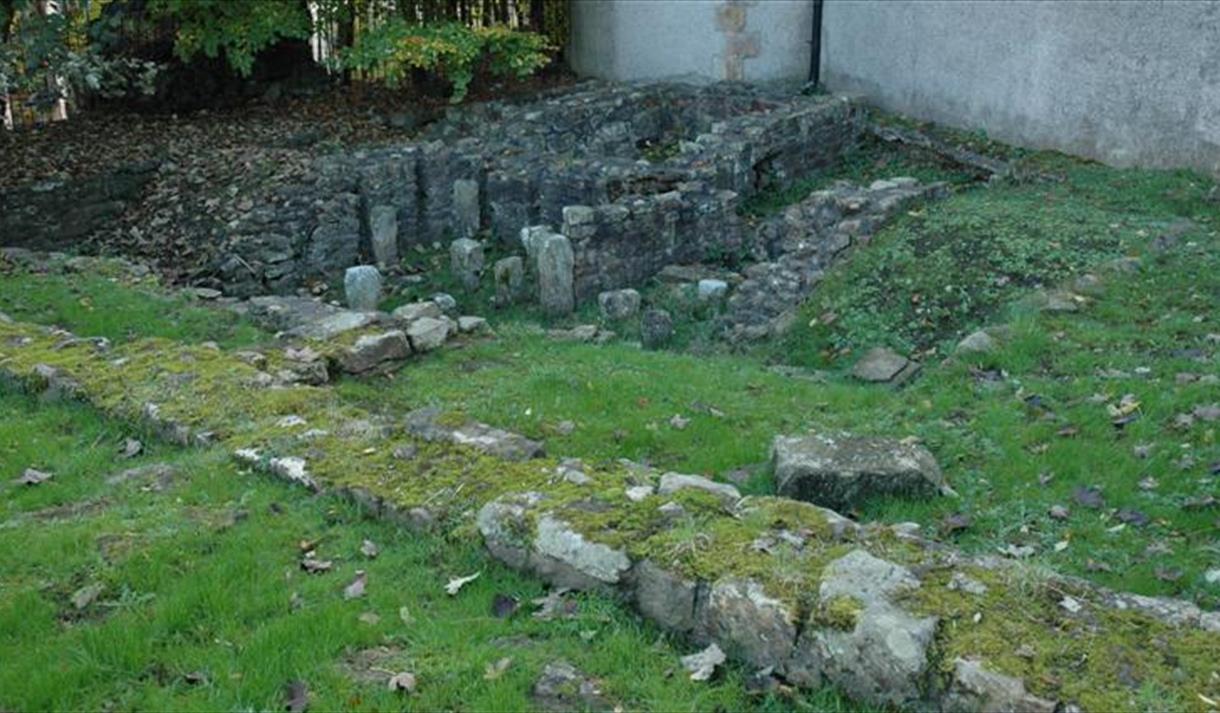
[207,81,861,299]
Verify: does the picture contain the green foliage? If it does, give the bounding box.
[147,0,311,77]
[341,20,550,102]
[0,0,157,109]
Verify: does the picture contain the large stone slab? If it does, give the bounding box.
[772,433,948,510]
[536,232,575,316]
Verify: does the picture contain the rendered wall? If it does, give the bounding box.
[820,0,1220,173]
[568,0,814,83]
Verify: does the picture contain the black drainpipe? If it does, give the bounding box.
[808,0,824,88]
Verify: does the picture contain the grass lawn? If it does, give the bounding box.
[1,125,1217,709]
[0,389,862,711]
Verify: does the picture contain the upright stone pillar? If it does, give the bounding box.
[368,204,399,267]
[450,238,485,292]
[452,179,481,239]
[536,232,575,317]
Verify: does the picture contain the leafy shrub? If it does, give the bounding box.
[145,0,311,77]
[340,20,550,102]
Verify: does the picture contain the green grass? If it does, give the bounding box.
[0,389,861,712]
[771,155,1215,365]
[335,219,1220,607]
[0,268,262,348]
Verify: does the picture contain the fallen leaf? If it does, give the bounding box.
[681,643,726,682]
[1137,477,1159,491]
[15,468,53,485]
[483,657,512,681]
[1193,404,1220,422]
[491,593,519,618]
[119,438,143,458]
[284,680,309,713]
[398,606,413,625]
[300,556,333,574]
[445,571,480,596]
[358,612,380,625]
[940,513,972,535]
[70,583,104,610]
[344,570,368,600]
[1073,485,1105,509]
[1115,509,1150,527]
[669,414,690,430]
[532,587,578,620]
[360,539,379,559]
[387,671,416,693]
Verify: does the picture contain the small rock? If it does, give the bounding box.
[772,433,948,511]
[625,485,654,502]
[531,661,609,712]
[554,420,576,435]
[681,643,726,682]
[955,330,997,355]
[431,292,458,315]
[1049,504,1070,520]
[640,308,674,350]
[457,316,488,334]
[669,414,690,430]
[597,289,641,320]
[658,472,740,502]
[344,265,383,311]
[406,317,451,352]
[392,301,443,323]
[947,572,988,596]
[696,279,729,302]
[852,347,919,384]
[339,331,411,373]
[15,468,53,485]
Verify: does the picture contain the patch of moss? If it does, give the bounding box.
[816,594,863,631]
[907,565,1219,712]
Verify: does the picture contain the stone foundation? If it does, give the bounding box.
[207,82,860,298]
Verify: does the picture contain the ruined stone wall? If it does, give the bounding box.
[212,82,861,299]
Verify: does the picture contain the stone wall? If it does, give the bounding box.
[212,82,861,299]
[0,161,158,251]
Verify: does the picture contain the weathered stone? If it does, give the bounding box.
[802,550,937,709]
[344,265,383,311]
[597,289,641,320]
[452,178,480,239]
[697,279,729,301]
[494,256,525,306]
[531,661,611,713]
[451,422,543,461]
[772,433,948,511]
[368,204,399,267]
[955,329,997,355]
[431,292,458,315]
[852,347,919,384]
[519,225,552,265]
[640,308,673,350]
[942,658,1058,713]
[658,472,740,502]
[634,560,699,633]
[338,330,411,373]
[392,301,443,323]
[286,310,380,341]
[457,316,488,333]
[533,514,632,587]
[405,316,451,352]
[536,232,575,316]
[698,578,797,672]
[449,238,484,292]
[1028,289,1082,313]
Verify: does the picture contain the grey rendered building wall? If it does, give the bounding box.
[568,0,814,83]
[820,0,1220,173]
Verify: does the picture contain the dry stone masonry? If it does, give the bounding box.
[202,82,860,300]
